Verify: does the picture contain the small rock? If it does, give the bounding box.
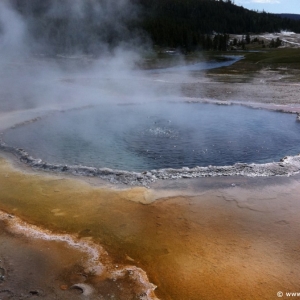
[125,255,135,262]
[70,283,94,296]
[60,285,68,290]
[29,290,40,296]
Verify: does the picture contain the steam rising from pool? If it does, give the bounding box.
[3,102,300,172]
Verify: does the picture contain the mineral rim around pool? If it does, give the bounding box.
[2,102,300,176]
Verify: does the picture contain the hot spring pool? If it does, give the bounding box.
[3,102,300,172]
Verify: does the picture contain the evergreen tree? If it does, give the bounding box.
[9,0,300,53]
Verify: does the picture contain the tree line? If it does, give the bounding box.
[8,0,300,53]
[137,0,300,50]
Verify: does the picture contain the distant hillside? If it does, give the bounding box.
[277,14,300,21]
[9,0,300,53]
[138,0,300,49]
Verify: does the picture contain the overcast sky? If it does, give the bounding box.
[234,0,300,14]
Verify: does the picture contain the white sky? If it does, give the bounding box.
[234,0,300,14]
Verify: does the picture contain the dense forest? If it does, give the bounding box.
[9,0,300,53]
[137,0,300,49]
[277,14,300,21]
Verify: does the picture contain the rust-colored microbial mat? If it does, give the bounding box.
[0,156,300,299]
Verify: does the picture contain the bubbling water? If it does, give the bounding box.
[3,102,300,172]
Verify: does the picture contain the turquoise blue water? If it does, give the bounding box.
[4,102,300,171]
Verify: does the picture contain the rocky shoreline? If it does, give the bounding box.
[1,138,300,187]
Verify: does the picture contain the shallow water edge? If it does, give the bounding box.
[1,154,300,300]
[1,137,300,187]
[0,210,158,299]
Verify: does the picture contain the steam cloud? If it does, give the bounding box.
[0,0,191,177]
[0,0,171,113]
